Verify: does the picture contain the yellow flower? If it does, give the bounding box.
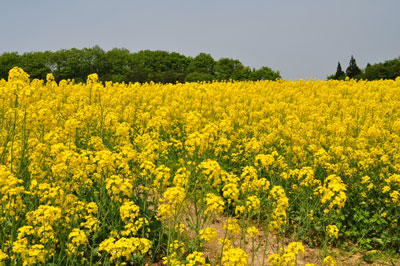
[246,226,259,238]
[153,165,171,189]
[199,227,217,243]
[46,73,55,82]
[13,238,46,265]
[326,224,339,239]
[173,167,190,188]
[26,205,62,226]
[269,186,289,232]
[5,67,400,265]
[361,175,370,184]
[67,228,88,255]
[382,186,391,193]
[157,186,186,221]
[204,193,224,214]
[223,218,241,240]
[246,195,260,213]
[322,256,337,266]
[186,251,210,266]
[235,205,246,215]
[221,247,248,266]
[390,190,400,204]
[120,201,140,223]
[287,241,305,257]
[267,242,305,266]
[222,183,239,203]
[87,73,99,83]
[162,186,186,206]
[267,253,281,266]
[315,174,347,213]
[105,174,134,202]
[8,66,30,83]
[98,237,151,262]
[199,160,222,188]
[0,249,8,265]
[80,215,100,233]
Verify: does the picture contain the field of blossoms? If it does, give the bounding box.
[0,67,400,265]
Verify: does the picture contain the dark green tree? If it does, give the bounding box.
[187,53,215,74]
[129,50,190,83]
[103,48,131,82]
[333,62,346,80]
[364,57,400,80]
[185,72,215,82]
[249,66,281,81]
[82,45,106,77]
[0,46,281,83]
[51,48,83,82]
[346,56,362,79]
[215,58,245,81]
[20,51,52,80]
[0,52,21,79]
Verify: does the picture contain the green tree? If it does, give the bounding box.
[103,48,131,82]
[249,66,281,81]
[334,62,346,80]
[184,72,215,82]
[51,48,83,82]
[0,46,282,83]
[20,51,52,80]
[364,57,400,80]
[215,58,245,81]
[346,56,362,79]
[0,52,21,79]
[82,45,106,77]
[129,50,190,83]
[187,53,215,74]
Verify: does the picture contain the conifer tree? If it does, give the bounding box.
[334,62,346,79]
[346,55,361,78]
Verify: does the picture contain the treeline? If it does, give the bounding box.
[0,45,281,83]
[328,55,400,80]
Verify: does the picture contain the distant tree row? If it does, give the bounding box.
[328,55,400,80]
[0,46,281,83]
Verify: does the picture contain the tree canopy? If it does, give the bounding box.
[0,46,281,83]
[328,56,400,81]
[333,62,346,80]
[364,57,400,80]
[346,56,362,78]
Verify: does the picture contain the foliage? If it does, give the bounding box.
[187,53,215,75]
[364,57,400,80]
[185,72,215,82]
[346,56,362,79]
[215,58,247,81]
[329,56,400,81]
[0,47,280,83]
[249,66,281,81]
[329,62,345,80]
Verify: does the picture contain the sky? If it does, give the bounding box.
[0,0,399,80]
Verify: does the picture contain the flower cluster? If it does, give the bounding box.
[98,237,151,263]
[267,242,304,266]
[1,67,400,265]
[268,186,289,232]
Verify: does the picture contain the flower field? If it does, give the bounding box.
[0,67,400,265]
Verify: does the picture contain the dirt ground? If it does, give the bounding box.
[198,214,399,266]
[152,204,399,266]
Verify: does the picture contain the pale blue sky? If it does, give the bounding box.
[1,0,399,80]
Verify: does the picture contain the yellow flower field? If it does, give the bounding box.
[0,67,399,265]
